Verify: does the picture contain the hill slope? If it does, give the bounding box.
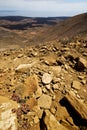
[0,13,87,48]
[48,13,87,39]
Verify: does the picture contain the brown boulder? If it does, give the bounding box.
[76,57,87,71]
[38,94,52,109]
[23,74,38,98]
[44,110,69,130]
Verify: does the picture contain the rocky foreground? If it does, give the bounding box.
[0,39,87,130]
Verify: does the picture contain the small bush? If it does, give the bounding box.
[60,37,70,44]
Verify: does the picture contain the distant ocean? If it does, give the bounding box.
[0,10,69,17]
[0,10,49,17]
[0,10,18,16]
[0,10,45,17]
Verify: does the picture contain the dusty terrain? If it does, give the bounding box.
[0,37,87,130]
[0,13,87,130]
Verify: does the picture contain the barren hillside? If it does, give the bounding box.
[0,13,87,130]
[0,13,87,48]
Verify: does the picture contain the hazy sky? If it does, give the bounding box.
[0,0,87,17]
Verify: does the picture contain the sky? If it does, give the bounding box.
[0,0,87,17]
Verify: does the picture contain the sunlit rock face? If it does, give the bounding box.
[0,96,18,130]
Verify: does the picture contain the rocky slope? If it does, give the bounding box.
[0,38,87,130]
[46,13,87,40]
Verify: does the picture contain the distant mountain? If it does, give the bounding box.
[0,16,68,30]
[0,16,69,21]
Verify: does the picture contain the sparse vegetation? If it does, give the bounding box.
[59,37,71,44]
